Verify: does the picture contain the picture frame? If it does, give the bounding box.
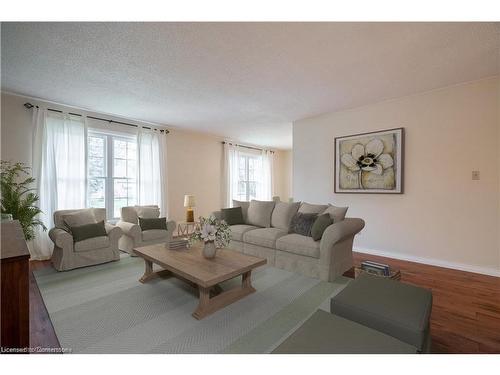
[334,127,404,194]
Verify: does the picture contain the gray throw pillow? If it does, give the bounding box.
[271,201,301,231]
[289,212,318,237]
[221,207,244,225]
[322,204,348,222]
[232,200,250,222]
[311,214,334,241]
[298,202,329,214]
[69,220,107,243]
[246,200,276,228]
[139,217,167,231]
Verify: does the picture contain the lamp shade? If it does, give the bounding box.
[184,195,196,208]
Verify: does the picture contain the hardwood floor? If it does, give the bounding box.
[28,254,499,353]
[352,252,500,353]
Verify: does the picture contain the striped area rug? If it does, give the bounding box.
[34,254,349,353]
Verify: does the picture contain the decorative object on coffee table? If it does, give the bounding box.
[189,216,231,259]
[134,242,266,319]
[177,221,200,237]
[183,194,196,222]
[334,128,404,194]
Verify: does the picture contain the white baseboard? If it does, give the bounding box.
[354,247,500,278]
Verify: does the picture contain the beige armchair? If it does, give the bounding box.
[116,205,176,255]
[48,208,122,271]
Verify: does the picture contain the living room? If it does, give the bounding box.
[1,1,499,373]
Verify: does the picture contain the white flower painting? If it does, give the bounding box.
[334,128,404,193]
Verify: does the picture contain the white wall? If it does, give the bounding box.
[293,77,500,276]
[1,92,292,225]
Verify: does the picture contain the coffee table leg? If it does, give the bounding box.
[192,271,256,320]
[139,259,171,283]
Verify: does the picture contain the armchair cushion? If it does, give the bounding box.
[74,236,110,252]
[136,205,160,219]
[139,217,167,231]
[69,220,107,243]
[58,208,96,231]
[142,229,168,242]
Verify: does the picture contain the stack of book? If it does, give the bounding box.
[361,260,390,276]
[169,238,189,250]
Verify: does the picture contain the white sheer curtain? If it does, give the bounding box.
[32,109,88,259]
[137,127,168,217]
[222,142,242,207]
[257,149,275,201]
[222,142,274,206]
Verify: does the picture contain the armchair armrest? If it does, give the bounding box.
[48,227,73,249]
[105,223,123,241]
[116,221,141,240]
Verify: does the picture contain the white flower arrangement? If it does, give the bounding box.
[189,216,231,248]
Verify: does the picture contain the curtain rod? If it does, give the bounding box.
[222,141,274,153]
[23,102,169,134]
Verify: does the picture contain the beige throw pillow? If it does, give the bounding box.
[136,206,160,219]
[298,202,329,214]
[232,200,250,222]
[62,209,97,232]
[322,204,349,222]
[246,200,276,228]
[271,201,301,231]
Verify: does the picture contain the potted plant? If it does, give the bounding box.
[0,161,46,241]
[189,216,231,258]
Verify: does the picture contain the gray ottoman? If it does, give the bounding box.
[331,273,432,352]
[272,310,417,354]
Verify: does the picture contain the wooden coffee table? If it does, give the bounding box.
[133,243,267,319]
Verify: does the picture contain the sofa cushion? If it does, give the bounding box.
[271,201,301,231]
[229,224,260,242]
[331,273,433,351]
[243,227,288,248]
[221,207,244,225]
[70,220,107,243]
[61,209,96,231]
[289,212,317,237]
[142,229,168,242]
[298,202,329,214]
[311,214,333,241]
[74,235,110,252]
[322,204,349,222]
[246,200,275,228]
[276,233,321,258]
[232,200,250,222]
[139,217,167,231]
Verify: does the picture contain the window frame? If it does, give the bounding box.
[87,130,137,220]
[237,152,260,202]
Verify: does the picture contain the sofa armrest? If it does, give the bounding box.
[116,221,141,240]
[320,218,365,249]
[48,227,73,249]
[319,218,365,281]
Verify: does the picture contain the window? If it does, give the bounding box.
[87,132,137,219]
[236,153,262,201]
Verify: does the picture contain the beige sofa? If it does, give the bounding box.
[49,208,122,271]
[213,200,365,282]
[116,205,176,255]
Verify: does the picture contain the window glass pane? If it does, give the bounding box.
[89,156,105,177]
[88,136,105,158]
[238,181,247,196]
[127,160,136,178]
[113,179,128,218]
[127,141,137,159]
[114,139,127,159]
[127,180,137,206]
[114,159,127,177]
[248,182,257,200]
[88,178,105,208]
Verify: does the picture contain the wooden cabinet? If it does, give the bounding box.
[1,220,30,351]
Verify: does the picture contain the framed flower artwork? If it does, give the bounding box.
[334,128,404,194]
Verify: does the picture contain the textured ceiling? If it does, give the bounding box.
[2,22,499,149]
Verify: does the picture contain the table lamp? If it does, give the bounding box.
[184,195,196,222]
